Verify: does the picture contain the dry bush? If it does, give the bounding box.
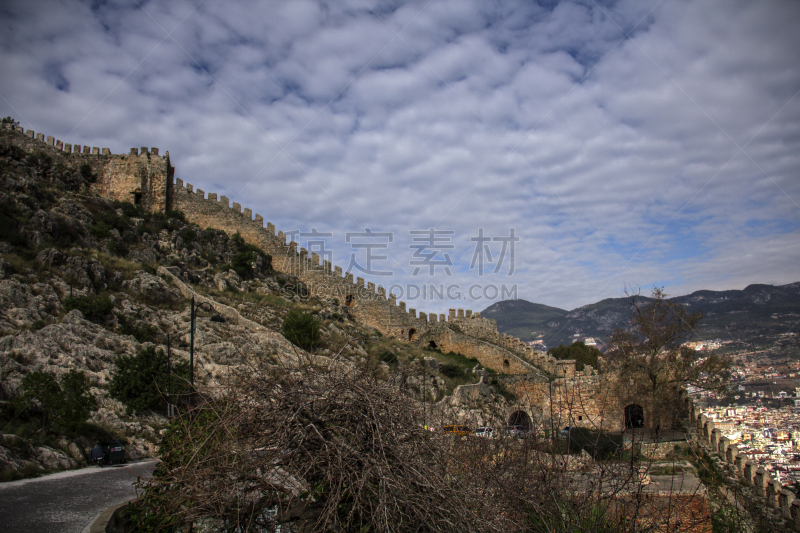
[132,357,505,532]
[130,350,713,533]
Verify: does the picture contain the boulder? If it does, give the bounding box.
[35,445,77,470]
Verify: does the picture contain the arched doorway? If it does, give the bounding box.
[408,328,416,341]
[345,294,355,307]
[503,359,509,368]
[624,404,644,429]
[508,410,532,429]
[428,340,437,349]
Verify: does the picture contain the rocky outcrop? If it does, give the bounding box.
[121,271,181,305]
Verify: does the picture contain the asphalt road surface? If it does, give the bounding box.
[0,460,157,533]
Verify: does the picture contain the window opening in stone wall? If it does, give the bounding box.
[133,192,142,205]
[408,328,416,341]
[428,340,437,349]
[503,359,509,368]
[345,294,355,307]
[624,404,644,429]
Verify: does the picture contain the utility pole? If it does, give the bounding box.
[190,297,195,393]
[423,372,427,431]
[166,334,172,418]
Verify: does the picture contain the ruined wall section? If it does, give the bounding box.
[0,125,171,212]
[418,324,538,375]
[490,329,594,378]
[446,309,499,343]
[505,375,624,432]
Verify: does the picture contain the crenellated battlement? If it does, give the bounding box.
[166,175,551,374]
[2,122,171,159]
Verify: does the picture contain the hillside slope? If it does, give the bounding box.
[0,133,498,479]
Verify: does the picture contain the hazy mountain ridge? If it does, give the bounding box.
[482,283,800,350]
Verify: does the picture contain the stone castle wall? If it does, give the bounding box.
[0,124,172,212]
[0,124,592,381]
[504,375,626,432]
[170,177,543,375]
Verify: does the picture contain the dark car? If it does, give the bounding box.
[99,440,126,465]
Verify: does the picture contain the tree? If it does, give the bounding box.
[20,369,97,433]
[605,288,731,431]
[548,341,601,371]
[109,346,190,415]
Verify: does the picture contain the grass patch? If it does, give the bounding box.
[0,252,41,276]
[62,294,114,322]
[95,252,146,281]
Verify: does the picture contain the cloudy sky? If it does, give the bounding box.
[1,0,798,313]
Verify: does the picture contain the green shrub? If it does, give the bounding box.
[90,208,130,239]
[548,341,601,372]
[138,212,169,235]
[90,221,110,239]
[282,310,321,351]
[378,350,398,365]
[166,209,187,223]
[439,363,462,378]
[79,163,96,183]
[109,346,191,415]
[117,314,160,343]
[231,250,257,278]
[180,227,196,242]
[62,294,114,322]
[112,200,140,218]
[0,201,26,246]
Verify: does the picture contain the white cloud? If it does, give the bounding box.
[1,0,798,313]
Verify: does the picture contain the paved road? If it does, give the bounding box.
[0,460,157,533]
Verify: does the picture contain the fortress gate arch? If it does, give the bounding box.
[508,410,532,429]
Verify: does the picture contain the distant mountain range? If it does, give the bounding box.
[480,283,800,351]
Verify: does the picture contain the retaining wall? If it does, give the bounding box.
[690,402,800,529]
